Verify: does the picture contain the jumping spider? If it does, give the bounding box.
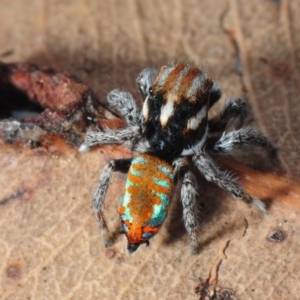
[80,63,276,254]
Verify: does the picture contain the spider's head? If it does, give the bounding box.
[142,63,214,156]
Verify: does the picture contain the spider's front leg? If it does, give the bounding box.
[79,126,140,152]
[107,89,142,127]
[93,158,132,247]
[79,88,143,153]
[136,67,159,98]
[192,151,266,211]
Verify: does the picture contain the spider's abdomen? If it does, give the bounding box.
[119,153,174,252]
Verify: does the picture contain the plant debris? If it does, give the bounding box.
[0,62,122,147]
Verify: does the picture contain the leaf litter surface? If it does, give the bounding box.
[1,1,300,299]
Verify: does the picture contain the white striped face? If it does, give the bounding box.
[160,97,175,126]
[148,64,212,131]
[186,105,207,130]
[142,95,150,121]
[142,63,214,158]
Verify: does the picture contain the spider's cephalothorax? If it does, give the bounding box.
[80,63,276,254]
[142,64,213,161]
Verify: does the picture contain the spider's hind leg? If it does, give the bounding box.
[174,158,200,254]
[193,151,266,212]
[180,170,200,254]
[93,158,132,247]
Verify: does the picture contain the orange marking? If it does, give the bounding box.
[143,225,160,233]
[130,163,171,195]
[125,222,144,244]
[160,65,167,72]
[125,154,174,228]
[152,196,162,205]
[118,206,125,215]
[154,64,185,98]
[179,67,199,100]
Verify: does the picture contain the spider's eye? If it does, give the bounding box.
[149,87,154,96]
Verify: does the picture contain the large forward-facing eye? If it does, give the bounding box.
[149,87,154,97]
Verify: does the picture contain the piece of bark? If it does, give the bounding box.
[0,62,121,147]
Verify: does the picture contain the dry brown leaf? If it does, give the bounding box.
[1,1,300,299]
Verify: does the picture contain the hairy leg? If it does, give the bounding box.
[93,158,132,246]
[211,127,277,157]
[192,151,265,211]
[136,67,159,98]
[180,170,200,254]
[107,89,142,126]
[79,126,140,152]
[209,98,248,133]
[209,82,222,109]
